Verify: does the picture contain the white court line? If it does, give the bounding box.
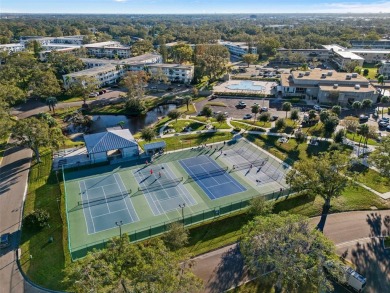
[78,180,92,234]
[206,158,246,192]
[100,186,112,213]
[113,173,137,223]
[92,208,129,219]
[182,161,217,200]
[133,171,159,216]
[163,164,195,214]
[204,181,237,189]
[80,180,96,234]
[87,183,118,193]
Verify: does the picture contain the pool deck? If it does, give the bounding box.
[213,80,277,95]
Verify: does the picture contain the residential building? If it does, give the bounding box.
[218,40,257,57]
[278,69,378,105]
[81,53,162,69]
[348,49,390,64]
[323,45,364,70]
[276,48,329,62]
[350,39,390,50]
[147,63,194,83]
[84,41,131,58]
[20,35,84,46]
[63,64,125,89]
[38,47,81,62]
[0,43,25,54]
[379,60,390,77]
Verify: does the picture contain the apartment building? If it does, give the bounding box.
[348,49,390,64]
[350,39,390,50]
[81,53,163,69]
[323,45,364,70]
[147,63,194,83]
[276,48,329,62]
[379,60,390,77]
[20,35,84,46]
[218,40,257,57]
[0,43,25,54]
[278,69,378,105]
[63,64,125,89]
[84,41,131,59]
[39,47,81,61]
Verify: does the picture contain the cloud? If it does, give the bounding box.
[113,0,128,2]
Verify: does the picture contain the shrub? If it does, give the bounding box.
[334,129,345,144]
[290,109,299,120]
[233,127,241,132]
[275,118,286,130]
[23,209,50,230]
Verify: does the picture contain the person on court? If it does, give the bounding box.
[150,169,153,175]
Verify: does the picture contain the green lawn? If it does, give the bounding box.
[350,164,390,193]
[236,119,272,129]
[20,150,70,291]
[301,122,331,138]
[205,101,228,107]
[362,63,378,80]
[230,121,266,132]
[271,118,298,134]
[243,133,336,165]
[139,132,234,151]
[166,119,205,133]
[211,121,231,129]
[346,131,379,146]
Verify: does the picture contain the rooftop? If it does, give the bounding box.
[349,49,390,54]
[84,129,137,154]
[64,64,119,77]
[148,63,193,70]
[319,84,376,93]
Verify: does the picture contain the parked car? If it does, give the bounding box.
[243,114,253,119]
[166,87,173,91]
[89,92,98,98]
[313,105,322,111]
[359,115,369,123]
[98,91,104,95]
[270,115,279,121]
[387,124,390,131]
[260,107,268,112]
[378,120,389,128]
[236,101,247,109]
[0,233,10,249]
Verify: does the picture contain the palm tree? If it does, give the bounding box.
[359,124,369,150]
[361,99,373,114]
[352,101,362,116]
[46,97,58,114]
[251,104,260,122]
[380,96,389,118]
[282,102,292,118]
[378,74,385,86]
[183,96,192,111]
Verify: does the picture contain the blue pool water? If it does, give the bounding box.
[227,80,266,91]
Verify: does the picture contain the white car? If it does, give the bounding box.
[313,105,322,111]
[243,114,253,119]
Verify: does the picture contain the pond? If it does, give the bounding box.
[90,104,177,134]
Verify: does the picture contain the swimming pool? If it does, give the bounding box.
[226,80,266,91]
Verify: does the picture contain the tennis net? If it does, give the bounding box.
[231,158,268,172]
[78,189,131,207]
[138,177,183,191]
[186,166,229,182]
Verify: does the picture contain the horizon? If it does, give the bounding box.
[2,0,390,14]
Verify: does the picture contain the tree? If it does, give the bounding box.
[23,209,50,230]
[363,68,369,76]
[167,109,181,122]
[358,123,370,148]
[48,52,85,78]
[11,117,64,163]
[241,213,336,292]
[67,75,98,105]
[29,69,61,98]
[183,96,192,111]
[345,60,361,73]
[327,91,339,104]
[286,151,351,212]
[161,222,189,250]
[281,102,292,118]
[308,109,317,123]
[251,104,260,122]
[343,116,359,133]
[64,237,203,293]
[46,97,58,114]
[201,105,212,118]
[171,43,193,64]
[369,137,390,178]
[131,40,154,56]
[380,96,390,118]
[140,127,155,142]
[242,53,258,67]
[352,101,362,116]
[331,105,341,117]
[275,118,286,130]
[361,99,373,113]
[333,129,345,144]
[378,74,385,86]
[194,44,230,82]
[319,110,331,124]
[294,130,307,144]
[247,196,274,217]
[324,116,339,135]
[258,112,270,125]
[290,109,299,121]
[215,113,226,124]
[123,71,149,115]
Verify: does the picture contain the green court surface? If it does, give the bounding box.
[63,137,291,259]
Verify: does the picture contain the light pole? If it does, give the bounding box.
[115,221,123,252]
[179,203,185,225]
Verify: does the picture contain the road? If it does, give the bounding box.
[191,210,390,293]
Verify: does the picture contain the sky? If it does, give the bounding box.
[2,0,390,14]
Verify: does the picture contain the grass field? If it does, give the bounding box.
[166,119,205,133]
[230,121,266,132]
[20,151,69,291]
[236,119,272,129]
[350,164,390,193]
[205,101,228,107]
[346,131,379,146]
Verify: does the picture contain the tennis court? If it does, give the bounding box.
[79,173,139,234]
[220,141,289,187]
[132,163,197,215]
[180,155,246,200]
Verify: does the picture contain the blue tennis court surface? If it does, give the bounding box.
[133,163,197,216]
[79,173,139,234]
[180,155,246,200]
